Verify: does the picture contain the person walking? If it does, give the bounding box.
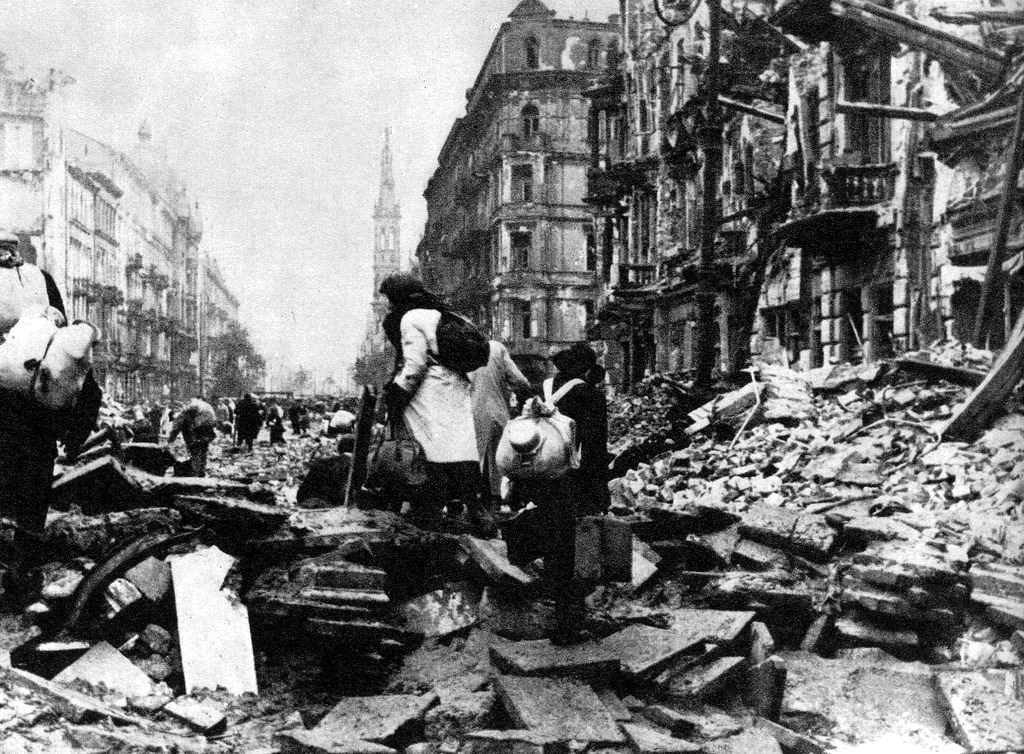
[470,340,532,511]
[234,393,262,450]
[379,274,483,529]
[167,396,218,476]
[266,400,286,444]
[0,233,101,605]
[510,342,610,644]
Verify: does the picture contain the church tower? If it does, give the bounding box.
[354,129,402,388]
[372,127,401,307]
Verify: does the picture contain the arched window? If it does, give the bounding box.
[524,36,540,69]
[587,38,602,69]
[522,104,540,137]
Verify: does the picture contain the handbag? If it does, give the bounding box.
[366,404,428,490]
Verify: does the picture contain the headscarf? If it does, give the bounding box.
[0,232,24,269]
[379,273,445,351]
[551,343,598,380]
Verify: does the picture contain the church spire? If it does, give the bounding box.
[375,127,399,218]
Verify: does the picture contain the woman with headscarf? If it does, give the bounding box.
[378,273,484,529]
[509,342,610,644]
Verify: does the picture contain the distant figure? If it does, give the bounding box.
[167,396,217,476]
[266,400,286,445]
[470,340,532,507]
[234,393,262,450]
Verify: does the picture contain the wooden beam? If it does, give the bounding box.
[931,8,1024,25]
[831,0,1004,80]
[974,82,1024,345]
[942,306,1024,441]
[718,96,785,124]
[836,100,939,122]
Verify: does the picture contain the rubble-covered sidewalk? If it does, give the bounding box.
[1,350,1024,753]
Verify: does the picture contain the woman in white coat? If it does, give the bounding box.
[379,274,486,529]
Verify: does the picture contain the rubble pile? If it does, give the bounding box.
[2,355,1024,752]
[608,373,700,474]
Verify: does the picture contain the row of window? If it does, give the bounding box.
[521,36,613,71]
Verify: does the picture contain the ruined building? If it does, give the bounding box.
[0,59,242,401]
[583,0,1024,386]
[586,0,787,386]
[416,0,620,379]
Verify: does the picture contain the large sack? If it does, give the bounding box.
[0,307,98,410]
[495,380,583,482]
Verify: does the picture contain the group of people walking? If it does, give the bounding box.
[377,273,609,643]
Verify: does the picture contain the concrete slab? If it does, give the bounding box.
[123,556,171,603]
[276,729,397,754]
[621,722,701,753]
[171,546,257,695]
[493,675,624,744]
[600,624,703,679]
[490,638,619,679]
[53,641,155,701]
[163,696,227,735]
[315,693,439,743]
[936,670,1024,753]
[662,656,745,702]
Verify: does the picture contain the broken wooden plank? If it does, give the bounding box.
[493,675,624,744]
[836,100,938,122]
[944,303,1024,442]
[170,546,257,696]
[718,96,784,124]
[895,356,985,387]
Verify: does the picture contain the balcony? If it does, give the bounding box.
[614,263,657,290]
[501,132,551,154]
[777,162,898,248]
[823,163,898,209]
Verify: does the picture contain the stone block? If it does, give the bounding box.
[493,675,623,744]
[163,696,227,735]
[661,656,745,702]
[489,639,619,679]
[621,723,700,753]
[276,730,397,754]
[936,670,1024,754]
[52,641,156,701]
[315,693,439,743]
[600,624,703,679]
[124,556,171,603]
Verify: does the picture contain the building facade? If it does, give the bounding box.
[581,0,1024,385]
[416,0,620,380]
[0,58,242,403]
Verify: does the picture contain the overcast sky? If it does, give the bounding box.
[0,0,618,387]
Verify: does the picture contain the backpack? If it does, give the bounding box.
[496,378,584,482]
[432,311,490,375]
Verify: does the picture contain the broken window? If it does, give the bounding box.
[524,36,540,70]
[844,51,890,164]
[587,38,602,69]
[512,164,534,202]
[522,104,540,138]
[585,224,597,271]
[510,230,531,269]
[514,299,532,339]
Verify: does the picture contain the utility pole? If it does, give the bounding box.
[695,0,723,387]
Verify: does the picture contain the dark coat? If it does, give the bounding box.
[550,372,611,515]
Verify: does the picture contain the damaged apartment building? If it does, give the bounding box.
[416,0,620,379]
[583,0,1024,386]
